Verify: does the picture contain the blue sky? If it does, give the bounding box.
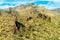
[0,0,60,10]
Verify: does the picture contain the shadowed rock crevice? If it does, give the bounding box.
[38,13,51,22]
[27,17,32,21]
[14,21,25,34]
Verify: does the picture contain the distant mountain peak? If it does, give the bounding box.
[53,8,60,13]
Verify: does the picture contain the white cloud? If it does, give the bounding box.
[0,5,15,9]
[38,1,60,10]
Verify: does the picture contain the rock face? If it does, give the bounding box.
[0,13,16,40]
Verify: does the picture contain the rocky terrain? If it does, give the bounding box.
[0,4,60,40]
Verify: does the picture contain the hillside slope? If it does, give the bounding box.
[0,4,60,40]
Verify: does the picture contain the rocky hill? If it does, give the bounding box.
[52,8,60,13]
[0,4,60,40]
